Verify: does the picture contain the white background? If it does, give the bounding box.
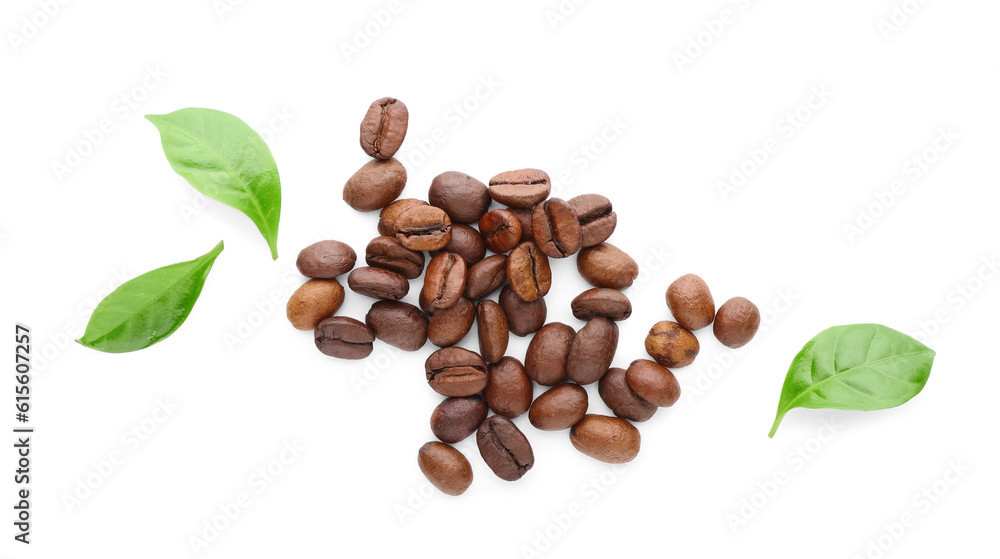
[2,0,998,557]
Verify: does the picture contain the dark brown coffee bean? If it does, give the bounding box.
[425,347,488,397]
[378,198,427,237]
[347,267,409,300]
[645,321,699,368]
[571,288,632,321]
[524,322,575,386]
[423,252,467,310]
[343,158,406,212]
[429,171,491,224]
[477,416,534,481]
[576,242,638,290]
[296,240,356,279]
[365,236,425,279]
[566,317,618,385]
[287,279,344,330]
[360,97,408,160]
[465,255,508,300]
[479,209,522,254]
[529,384,588,431]
[365,300,428,351]
[625,359,680,407]
[430,396,489,444]
[395,205,452,251]
[507,206,535,240]
[532,198,582,258]
[598,367,656,422]
[484,357,533,418]
[476,300,509,363]
[432,224,486,267]
[418,442,473,496]
[427,297,476,347]
[666,274,716,331]
[314,316,375,359]
[570,415,640,463]
[569,194,617,247]
[507,241,551,302]
[488,169,551,208]
[714,297,760,348]
[499,285,546,337]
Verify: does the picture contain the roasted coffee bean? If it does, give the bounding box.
[576,242,638,290]
[570,415,640,464]
[484,357,533,418]
[314,316,375,359]
[529,384,588,431]
[508,206,535,240]
[465,255,508,300]
[524,322,575,386]
[365,236,425,279]
[429,171,491,224]
[432,224,486,266]
[598,367,656,422]
[343,158,407,212]
[427,297,476,347]
[569,194,617,247]
[499,285,547,337]
[378,198,428,237]
[488,169,551,208]
[645,320,699,368]
[476,300,509,363]
[425,347,488,397]
[287,279,345,330]
[479,209,522,254]
[566,317,618,385]
[418,442,473,496]
[296,240,356,279]
[423,252,467,310]
[507,241,551,302]
[477,416,534,481]
[347,267,409,300]
[430,396,489,444]
[666,274,715,331]
[360,97,408,160]
[395,205,453,251]
[714,297,760,348]
[571,288,632,321]
[625,359,680,407]
[365,300,428,351]
[532,198,582,258]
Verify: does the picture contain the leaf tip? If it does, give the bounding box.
[768,412,784,438]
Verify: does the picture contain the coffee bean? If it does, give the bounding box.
[477,415,534,481]
[429,171,491,224]
[476,300,509,363]
[625,359,680,407]
[576,242,638,290]
[524,322,575,386]
[378,198,428,237]
[571,288,632,321]
[569,194,617,247]
[569,415,640,464]
[296,240,356,279]
[417,442,473,496]
[478,209,522,254]
[314,316,375,359]
[425,347,488,397]
[430,396,489,444]
[343,158,407,212]
[427,297,476,348]
[347,267,409,300]
[484,357,533,418]
[714,297,760,348]
[644,320,699,368]
[360,97,408,160]
[499,285,547,337]
[488,169,551,208]
[566,317,618,385]
[365,300,428,351]
[365,236,425,279]
[507,241,552,302]
[286,279,345,330]
[507,206,535,240]
[395,205,453,251]
[598,367,657,422]
[465,254,508,300]
[666,274,715,331]
[529,384,588,431]
[532,198,582,258]
[432,224,486,266]
[423,252,467,310]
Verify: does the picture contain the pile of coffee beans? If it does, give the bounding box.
[285,97,761,497]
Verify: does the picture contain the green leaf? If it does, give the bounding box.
[146,108,281,260]
[76,241,224,353]
[769,324,935,437]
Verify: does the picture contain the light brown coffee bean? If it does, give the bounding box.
[465,254,508,300]
[532,198,581,258]
[666,274,715,331]
[484,357,533,418]
[343,158,407,212]
[571,288,632,321]
[625,359,680,407]
[576,242,638,290]
[529,384,589,431]
[566,317,618,385]
[423,252,467,310]
[488,169,551,208]
[570,415,641,464]
[479,209,522,254]
[598,367,657,422]
[714,297,760,348]
[427,297,476,348]
[296,240,356,279]
[476,300,509,364]
[425,347,488,397]
[360,97,408,159]
[507,241,552,302]
[395,205,453,251]
[418,442,473,496]
[524,322,575,386]
[507,206,535,240]
[286,279,344,330]
[569,194,617,247]
[378,198,427,237]
[644,320,699,368]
